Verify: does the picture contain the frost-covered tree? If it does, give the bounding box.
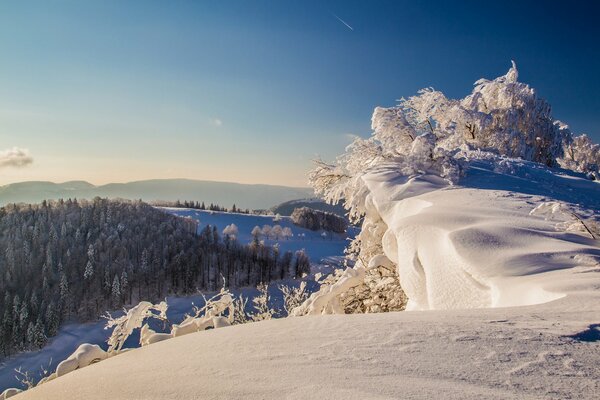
[222,223,239,240]
[261,225,272,240]
[558,133,600,179]
[251,226,262,241]
[282,227,293,240]
[310,62,599,223]
[271,225,283,240]
[111,275,121,299]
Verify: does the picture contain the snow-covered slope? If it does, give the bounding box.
[14,159,600,400]
[161,208,356,263]
[0,209,353,393]
[17,301,600,400]
[363,159,600,311]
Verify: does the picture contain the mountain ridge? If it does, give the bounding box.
[0,179,314,209]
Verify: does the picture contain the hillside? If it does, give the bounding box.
[162,208,356,263]
[16,295,600,400]
[0,208,354,393]
[0,179,313,210]
[270,198,347,218]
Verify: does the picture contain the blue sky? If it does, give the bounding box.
[0,0,598,186]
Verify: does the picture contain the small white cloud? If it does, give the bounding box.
[209,118,223,127]
[0,147,33,168]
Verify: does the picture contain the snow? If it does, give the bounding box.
[160,208,357,263]
[54,344,106,378]
[5,59,600,398]
[363,159,599,311]
[11,157,600,399]
[16,302,600,400]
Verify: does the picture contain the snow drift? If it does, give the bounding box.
[363,160,599,310]
[306,62,600,312]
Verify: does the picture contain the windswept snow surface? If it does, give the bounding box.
[364,159,599,311]
[18,303,600,400]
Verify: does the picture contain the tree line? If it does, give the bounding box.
[0,198,309,358]
[151,200,251,214]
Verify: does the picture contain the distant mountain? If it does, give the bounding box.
[0,179,314,210]
[270,198,347,218]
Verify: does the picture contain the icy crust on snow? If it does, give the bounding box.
[362,159,600,311]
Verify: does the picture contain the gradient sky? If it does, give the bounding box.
[1,0,599,187]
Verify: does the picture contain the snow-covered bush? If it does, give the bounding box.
[279,281,309,315]
[103,301,169,353]
[310,62,599,223]
[558,133,600,179]
[55,344,107,377]
[171,289,234,337]
[249,283,276,322]
[222,223,239,240]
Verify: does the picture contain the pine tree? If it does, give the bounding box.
[112,275,121,299]
[84,260,94,280]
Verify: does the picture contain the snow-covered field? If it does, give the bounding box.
[16,298,600,400]
[14,158,600,400]
[161,207,356,263]
[0,209,353,393]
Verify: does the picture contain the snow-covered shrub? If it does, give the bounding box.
[558,133,600,179]
[229,295,250,325]
[292,267,366,315]
[171,289,235,337]
[103,300,168,353]
[55,344,107,377]
[279,282,309,315]
[249,283,276,322]
[0,388,21,399]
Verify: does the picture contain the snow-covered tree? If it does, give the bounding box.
[111,275,121,299]
[83,255,94,280]
[282,227,293,240]
[261,225,272,240]
[271,225,283,241]
[251,225,262,241]
[310,62,599,223]
[222,223,239,240]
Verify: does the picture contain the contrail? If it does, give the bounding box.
[332,13,354,31]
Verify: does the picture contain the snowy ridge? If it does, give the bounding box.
[363,159,599,310]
